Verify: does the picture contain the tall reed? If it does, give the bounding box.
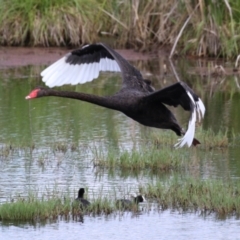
[0,0,99,46]
[0,0,239,57]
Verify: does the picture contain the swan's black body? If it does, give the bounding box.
[75,188,90,207]
[26,43,205,148]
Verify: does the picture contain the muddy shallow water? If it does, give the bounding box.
[1,47,240,239]
[0,47,157,69]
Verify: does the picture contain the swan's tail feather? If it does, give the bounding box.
[174,91,205,148]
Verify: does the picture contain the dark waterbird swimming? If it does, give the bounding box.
[116,195,145,209]
[75,188,91,207]
[25,43,205,147]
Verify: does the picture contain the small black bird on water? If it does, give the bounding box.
[26,43,205,148]
[116,195,145,209]
[75,188,90,207]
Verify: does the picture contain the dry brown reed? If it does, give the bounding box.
[0,0,239,57]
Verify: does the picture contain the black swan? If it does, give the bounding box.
[116,195,145,208]
[25,43,205,148]
[75,188,90,207]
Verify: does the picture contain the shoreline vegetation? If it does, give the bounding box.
[1,178,240,221]
[0,0,239,58]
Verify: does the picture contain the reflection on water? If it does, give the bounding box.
[1,58,240,239]
[1,211,240,240]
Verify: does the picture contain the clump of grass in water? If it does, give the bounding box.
[148,130,177,147]
[52,142,69,153]
[195,127,229,149]
[49,141,83,153]
[0,194,142,221]
[92,144,191,171]
[2,178,240,220]
[87,197,114,216]
[142,178,240,217]
[0,195,72,221]
[0,191,116,221]
[0,142,35,159]
[151,127,231,150]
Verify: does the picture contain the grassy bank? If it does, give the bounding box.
[0,0,240,57]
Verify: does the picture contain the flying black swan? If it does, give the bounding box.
[25,43,205,148]
[116,195,145,209]
[75,188,91,207]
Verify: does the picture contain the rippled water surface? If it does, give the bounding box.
[1,56,240,239]
[2,211,240,240]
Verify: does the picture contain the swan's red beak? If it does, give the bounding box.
[25,89,39,99]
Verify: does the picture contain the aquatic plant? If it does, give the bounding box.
[52,141,69,153]
[195,127,229,149]
[1,178,240,221]
[87,197,114,215]
[141,177,240,217]
[0,191,116,221]
[152,127,233,150]
[0,196,71,221]
[92,144,192,171]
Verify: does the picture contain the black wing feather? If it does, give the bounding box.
[66,43,150,92]
[143,82,198,111]
[66,44,114,65]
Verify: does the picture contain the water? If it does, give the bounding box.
[1,58,240,239]
[2,211,240,240]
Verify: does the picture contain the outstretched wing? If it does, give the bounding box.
[144,82,205,148]
[41,43,146,90]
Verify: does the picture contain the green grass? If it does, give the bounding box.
[141,177,240,217]
[0,0,99,46]
[1,178,240,220]
[0,190,119,221]
[92,144,191,171]
[0,126,237,170]
[0,0,240,57]
[91,127,238,172]
[193,127,229,149]
[0,193,71,221]
[151,127,234,150]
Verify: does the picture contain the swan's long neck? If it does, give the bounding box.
[41,89,120,111]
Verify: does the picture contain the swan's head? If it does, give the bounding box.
[25,87,46,99]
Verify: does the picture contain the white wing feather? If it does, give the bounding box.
[41,55,121,87]
[174,91,205,148]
